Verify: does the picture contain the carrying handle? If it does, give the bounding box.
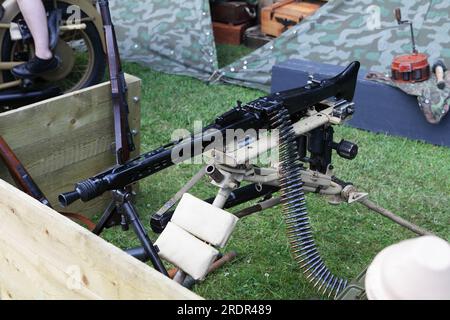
[394,8,402,24]
[244,6,257,19]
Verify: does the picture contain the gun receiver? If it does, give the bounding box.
[98,0,135,164]
[59,62,360,207]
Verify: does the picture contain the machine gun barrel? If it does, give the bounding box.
[59,62,360,208]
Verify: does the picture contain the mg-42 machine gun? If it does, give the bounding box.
[60,61,432,298]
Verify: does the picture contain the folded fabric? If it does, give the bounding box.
[155,222,219,281]
[171,193,239,248]
[366,71,450,125]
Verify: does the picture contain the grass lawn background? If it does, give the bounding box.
[100,44,449,300]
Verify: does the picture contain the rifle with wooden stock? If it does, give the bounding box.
[98,0,135,165]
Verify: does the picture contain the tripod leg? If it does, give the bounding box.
[92,200,117,236]
[122,200,168,276]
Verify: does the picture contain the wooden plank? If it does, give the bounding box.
[0,75,141,217]
[0,179,201,300]
[211,2,255,25]
[261,0,323,37]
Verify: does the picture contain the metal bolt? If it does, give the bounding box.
[133,96,140,103]
[125,193,133,201]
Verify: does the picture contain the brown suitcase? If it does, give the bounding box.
[261,0,324,37]
[213,21,251,45]
[211,1,256,25]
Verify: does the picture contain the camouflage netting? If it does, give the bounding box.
[220,0,450,91]
[110,0,218,80]
[111,0,450,93]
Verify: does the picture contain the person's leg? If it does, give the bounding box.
[12,0,59,78]
[17,0,52,59]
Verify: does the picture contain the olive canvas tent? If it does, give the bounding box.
[111,0,450,92]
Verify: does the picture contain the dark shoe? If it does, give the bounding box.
[11,56,60,79]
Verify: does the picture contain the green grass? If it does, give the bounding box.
[99,45,449,300]
[215,44,254,68]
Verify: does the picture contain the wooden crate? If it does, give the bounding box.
[0,179,201,300]
[261,0,324,37]
[213,21,251,45]
[0,75,141,217]
[211,1,255,25]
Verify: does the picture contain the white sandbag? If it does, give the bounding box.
[172,193,239,248]
[155,222,219,280]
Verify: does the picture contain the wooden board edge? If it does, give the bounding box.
[0,179,202,300]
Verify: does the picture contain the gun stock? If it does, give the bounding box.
[0,136,51,207]
[98,0,135,165]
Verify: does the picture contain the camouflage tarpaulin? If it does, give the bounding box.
[110,0,218,80]
[219,0,450,91]
[367,71,450,124]
[110,0,450,92]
